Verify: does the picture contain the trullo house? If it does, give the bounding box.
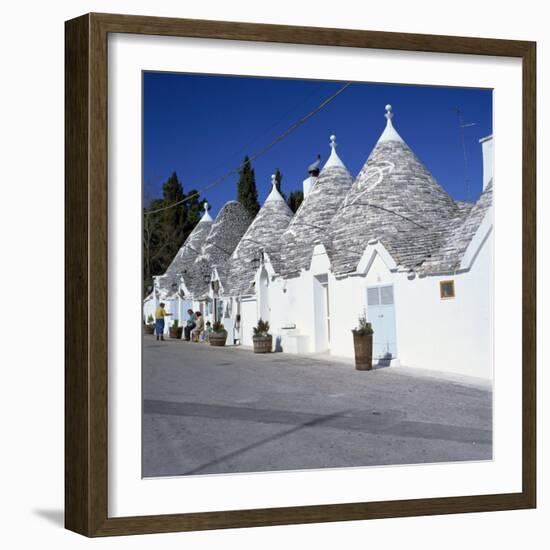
[145,105,494,380]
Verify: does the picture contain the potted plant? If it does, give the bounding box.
[252,318,272,353]
[209,320,227,347]
[351,315,374,370]
[169,319,183,339]
[144,314,155,334]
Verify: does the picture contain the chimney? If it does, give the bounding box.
[303,154,321,198]
[303,175,317,197]
[479,135,494,190]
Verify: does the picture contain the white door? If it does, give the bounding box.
[240,299,257,347]
[325,282,331,346]
[313,274,330,352]
[367,285,397,359]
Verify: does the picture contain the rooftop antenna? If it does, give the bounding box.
[452,106,476,202]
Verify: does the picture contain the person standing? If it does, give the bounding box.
[184,308,196,341]
[154,302,172,341]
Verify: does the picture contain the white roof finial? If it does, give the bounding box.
[323,133,346,169]
[265,172,285,203]
[199,201,213,223]
[378,103,404,144]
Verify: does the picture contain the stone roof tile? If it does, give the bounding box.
[223,179,294,296]
[419,181,493,274]
[330,107,459,275]
[280,137,353,278]
[184,201,253,298]
[156,207,213,298]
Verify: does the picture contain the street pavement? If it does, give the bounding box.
[143,336,492,477]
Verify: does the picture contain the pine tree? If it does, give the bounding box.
[237,156,260,217]
[287,190,304,213]
[142,171,208,294]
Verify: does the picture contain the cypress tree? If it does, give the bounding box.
[237,156,260,217]
[160,172,186,262]
[161,172,185,230]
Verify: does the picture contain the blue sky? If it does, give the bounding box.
[143,72,492,214]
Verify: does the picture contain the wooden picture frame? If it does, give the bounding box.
[65,12,536,537]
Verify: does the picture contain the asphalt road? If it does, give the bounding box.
[143,337,492,477]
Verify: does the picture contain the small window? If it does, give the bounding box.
[440,280,455,299]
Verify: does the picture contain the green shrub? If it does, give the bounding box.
[212,320,226,333]
[146,314,154,325]
[352,315,373,336]
[172,319,179,328]
[253,318,270,337]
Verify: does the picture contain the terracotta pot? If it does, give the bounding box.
[209,331,227,347]
[144,325,155,335]
[253,335,272,353]
[169,326,183,339]
[352,332,373,371]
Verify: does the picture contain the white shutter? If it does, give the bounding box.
[380,285,394,305]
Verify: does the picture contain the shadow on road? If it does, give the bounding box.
[144,399,492,450]
[178,408,350,475]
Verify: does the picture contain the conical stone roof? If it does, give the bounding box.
[156,204,213,298]
[223,175,294,296]
[279,135,353,278]
[185,200,253,298]
[419,180,493,274]
[330,105,459,275]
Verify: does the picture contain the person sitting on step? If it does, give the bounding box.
[183,309,196,341]
[191,311,205,342]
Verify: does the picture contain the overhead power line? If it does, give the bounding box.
[202,82,328,181]
[145,82,352,216]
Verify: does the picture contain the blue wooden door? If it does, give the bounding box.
[367,285,397,359]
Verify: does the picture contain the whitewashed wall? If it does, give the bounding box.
[259,220,493,380]
[268,272,313,353]
[329,231,494,379]
[142,296,157,324]
[395,231,493,379]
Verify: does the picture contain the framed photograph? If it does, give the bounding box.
[65,13,536,537]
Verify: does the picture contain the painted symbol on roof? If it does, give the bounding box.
[344,161,395,207]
